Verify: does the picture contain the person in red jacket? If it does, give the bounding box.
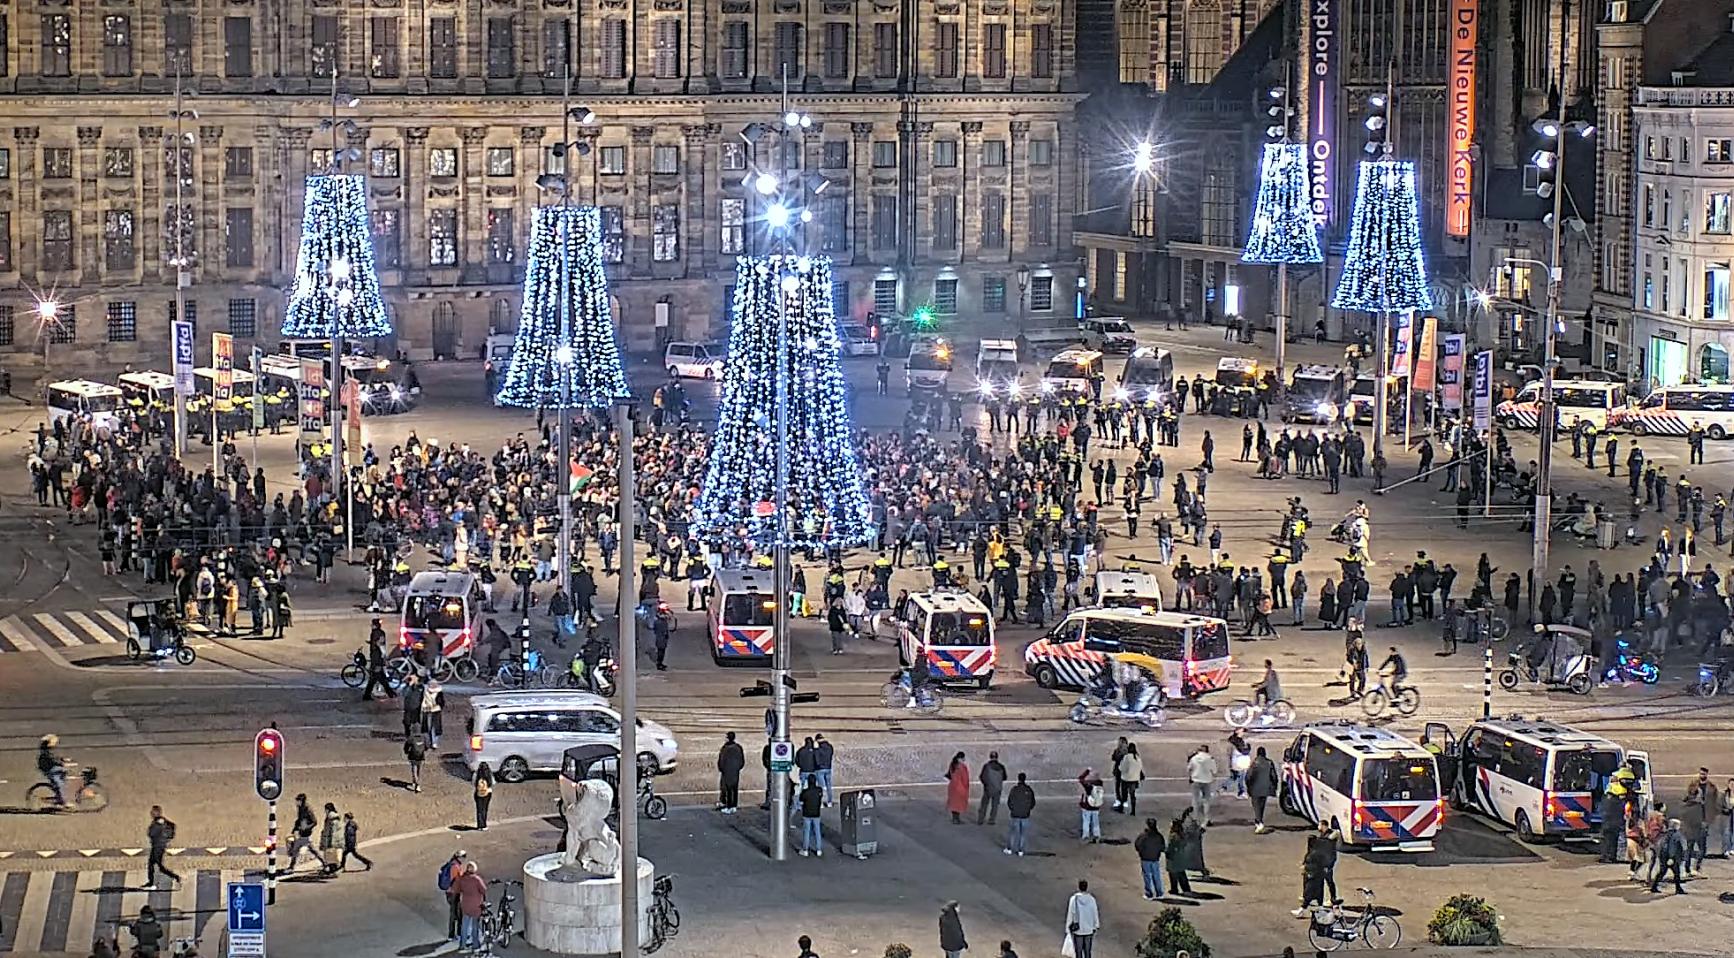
[454,861,488,951]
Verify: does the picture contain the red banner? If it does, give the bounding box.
[1446,0,1478,238]
[1412,317,1439,392]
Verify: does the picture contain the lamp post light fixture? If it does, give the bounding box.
[1016,265,1031,333]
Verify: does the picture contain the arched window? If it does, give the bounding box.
[1700,342,1729,382]
[1184,0,1224,85]
[1118,0,1150,85]
[490,298,515,333]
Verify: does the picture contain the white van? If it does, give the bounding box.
[1280,722,1443,852]
[46,380,123,430]
[1117,347,1173,403]
[975,339,1022,399]
[1041,348,1104,399]
[1022,607,1231,697]
[1285,365,1349,424]
[906,340,954,392]
[399,571,485,660]
[1093,570,1163,611]
[664,341,725,380]
[900,590,997,688]
[464,691,680,782]
[1496,380,1627,431]
[1428,717,1651,843]
[840,323,881,357]
[1608,383,1734,438]
[1080,316,1137,353]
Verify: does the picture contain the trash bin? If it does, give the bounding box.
[840,789,878,859]
[1597,518,1617,550]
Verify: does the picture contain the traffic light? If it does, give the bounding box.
[254,728,283,801]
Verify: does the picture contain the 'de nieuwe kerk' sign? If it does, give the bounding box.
[1309,0,1338,228]
[1446,0,1478,238]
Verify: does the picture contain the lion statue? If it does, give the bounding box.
[558,779,621,878]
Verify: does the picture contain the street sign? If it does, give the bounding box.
[228,933,265,958]
[769,740,792,773]
[228,882,266,932]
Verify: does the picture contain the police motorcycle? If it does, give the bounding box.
[1068,653,1167,729]
[1499,624,1595,695]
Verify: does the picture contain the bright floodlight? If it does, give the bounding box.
[1132,142,1155,173]
[784,111,802,128]
[780,275,800,293]
[767,202,792,228]
[330,257,352,282]
[35,300,58,321]
[753,172,780,196]
[555,344,575,365]
[800,209,813,223]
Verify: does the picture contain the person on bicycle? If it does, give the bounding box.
[128,905,165,958]
[1377,646,1409,698]
[37,734,67,806]
[1252,660,1282,707]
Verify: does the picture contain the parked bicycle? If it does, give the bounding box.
[644,874,680,954]
[479,878,522,951]
[1223,697,1296,729]
[491,649,559,689]
[1307,887,1400,952]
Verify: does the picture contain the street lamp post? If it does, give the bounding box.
[1016,265,1031,333]
[613,398,639,958]
[169,69,197,457]
[320,67,362,533]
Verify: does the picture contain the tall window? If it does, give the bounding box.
[602,19,627,78]
[1184,2,1222,84]
[43,147,72,179]
[42,210,74,271]
[47,305,76,344]
[824,22,851,78]
[1132,179,1157,237]
[983,277,1007,312]
[821,195,848,252]
[822,141,848,169]
[1029,139,1054,167]
[310,16,339,77]
[981,191,1006,249]
[935,22,959,78]
[164,14,193,77]
[983,24,1006,78]
[599,206,624,263]
[652,145,679,174]
[933,139,957,168]
[486,147,514,176]
[225,147,254,179]
[598,146,626,175]
[1119,1,1150,83]
[1032,23,1054,78]
[775,22,804,78]
[370,17,401,78]
[225,208,254,267]
[1030,194,1053,247]
[873,278,898,316]
[106,302,137,343]
[652,205,679,261]
[1707,191,1732,234]
[721,198,744,255]
[486,208,514,264]
[224,17,252,77]
[932,194,958,251]
[1705,264,1731,321]
[1201,162,1235,245]
[370,147,401,178]
[487,17,515,78]
[102,15,133,76]
[0,213,11,271]
[722,22,749,79]
[874,23,898,78]
[872,141,897,167]
[654,19,681,78]
[429,209,458,267]
[372,210,401,268]
[872,195,897,249]
[429,18,458,78]
[1030,275,1054,311]
[227,299,257,337]
[934,278,959,314]
[40,15,70,77]
[982,140,1006,167]
[0,306,12,346]
[544,18,571,79]
[104,210,136,271]
[721,141,746,171]
[429,148,458,177]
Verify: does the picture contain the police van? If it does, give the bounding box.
[1022,607,1230,698]
[1041,348,1103,398]
[1092,570,1163,611]
[46,380,124,430]
[1425,717,1651,843]
[1284,365,1349,424]
[1495,380,1627,431]
[705,568,776,663]
[1117,347,1174,403]
[1279,722,1443,852]
[900,590,997,688]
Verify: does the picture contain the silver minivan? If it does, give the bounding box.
[464,691,680,782]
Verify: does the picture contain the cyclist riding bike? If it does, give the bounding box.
[128,905,165,958]
[1252,659,1283,706]
[1376,646,1410,699]
[38,734,67,807]
[891,664,937,708]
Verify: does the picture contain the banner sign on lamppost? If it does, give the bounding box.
[1440,332,1467,412]
[1472,349,1493,433]
[212,333,234,404]
[171,321,196,396]
[298,358,326,443]
[1412,316,1439,392]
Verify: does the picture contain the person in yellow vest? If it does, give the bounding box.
[932,558,951,589]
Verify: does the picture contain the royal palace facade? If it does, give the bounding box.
[0,0,1081,370]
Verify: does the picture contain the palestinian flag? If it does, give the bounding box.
[570,460,596,494]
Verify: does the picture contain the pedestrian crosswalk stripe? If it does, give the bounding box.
[0,868,255,954]
[32,613,90,647]
[0,619,36,653]
[65,611,119,645]
[94,609,129,635]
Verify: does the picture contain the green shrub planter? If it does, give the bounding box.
[1427,894,1503,946]
[1135,907,1211,958]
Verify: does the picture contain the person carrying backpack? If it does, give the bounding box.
[285,795,327,872]
[438,850,468,940]
[1078,769,1105,843]
[146,806,181,889]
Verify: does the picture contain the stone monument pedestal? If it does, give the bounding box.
[523,853,654,955]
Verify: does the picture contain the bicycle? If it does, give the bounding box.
[479,879,521,951]
[491,651,559,689]
[341,648,404,691]
[1224,697,1296,729]
[1306,887,1401,952]
[1361,682,1420,719]
[26,763,108,812]
[644,874,680,954]
[880,680,943,714]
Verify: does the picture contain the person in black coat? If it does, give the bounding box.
[938,901,968,958]
[716,731,745,814]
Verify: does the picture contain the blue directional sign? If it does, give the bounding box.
[228,882,266,933]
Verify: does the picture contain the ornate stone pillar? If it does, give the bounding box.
[12,127,39,281]
[519,125,547,265]
[1009,119,1029,258]
[77,126,102,284]
[628,125,654,276]
[697,123,723,274]
[199,124,225,283]
[681,123,714,276]
[403,127,430,271]
[460,126,489,282]
[961,120,983,260]
[1056,116,1077,258]
[135,126,160,283]
[910,120,933,262]
[850,121,872,259]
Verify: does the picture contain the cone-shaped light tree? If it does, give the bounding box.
[1330,159,1434,313]
[495,205,630,408]
[1242,142,1323,266]
[282,174,393,338]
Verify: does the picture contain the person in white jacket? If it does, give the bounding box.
[1187,745,1220,825]
[1065,879,1100,958]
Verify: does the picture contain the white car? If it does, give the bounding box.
[840,324,881,357]
[464,691,681,782]
[664,341,725,380]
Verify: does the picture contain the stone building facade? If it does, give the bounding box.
[0,0,1081,374]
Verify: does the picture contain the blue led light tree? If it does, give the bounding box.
[1242,143,1323,266]
[495,205,630,409]
[1330,159,1434,313]
[692,254,873,548]
[282,174,392,338]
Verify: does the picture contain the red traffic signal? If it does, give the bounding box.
[254,728,284,802]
